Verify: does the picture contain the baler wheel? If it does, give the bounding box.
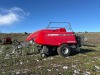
[57,44,71,57]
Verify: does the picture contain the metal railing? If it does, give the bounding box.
[46,22,73,31]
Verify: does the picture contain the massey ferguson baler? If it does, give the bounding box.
[26,22,83,57]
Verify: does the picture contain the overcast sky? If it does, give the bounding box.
[0,0,100,33]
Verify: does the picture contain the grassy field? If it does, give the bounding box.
[0,32,100,75]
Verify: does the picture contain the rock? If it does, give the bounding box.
[74,70,80,74]
[47,69,51,72]
[72,65,76,68]
[63,66,68,69]
[94,66,100,70]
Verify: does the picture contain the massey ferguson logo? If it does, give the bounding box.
[47,34,73,36]
[48,34,59,36]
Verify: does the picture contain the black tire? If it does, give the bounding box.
[57,44,71,57]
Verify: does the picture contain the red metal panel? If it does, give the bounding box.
[42,31,77,46]
[26,28,77,46]
[26,30,41,41]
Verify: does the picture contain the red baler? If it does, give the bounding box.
[26,22,83,57]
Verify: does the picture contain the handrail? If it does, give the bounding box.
[46,22,73,31]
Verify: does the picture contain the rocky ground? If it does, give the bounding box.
[0,32,100,75]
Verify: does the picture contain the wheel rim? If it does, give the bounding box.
[62,47,69,54]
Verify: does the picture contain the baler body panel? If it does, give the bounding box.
[26,28,77,46]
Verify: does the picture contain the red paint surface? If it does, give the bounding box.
[26,28,77,46]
